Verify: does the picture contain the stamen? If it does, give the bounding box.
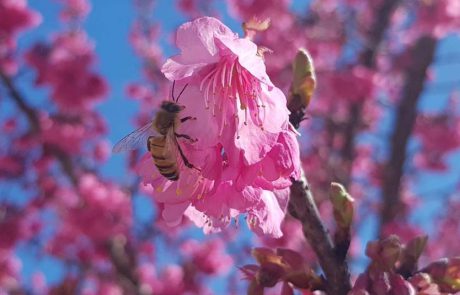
[199,54,264,132]
[244,106,248,125]
[221,60,227,87]
[228,60,234,87]
[200,67,217,91]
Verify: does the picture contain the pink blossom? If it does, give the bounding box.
[39,111,106,155]
[0,251,21,293]
[162,17,288,164]
[0,0,41,74]
[0,155,23,178]
[48,174,132,260]
[413,0,460,38]
[25,32,108,111]
[414,113,460,171]
[137,17,300,237]
[59,0,91,21]
[181,239,233,275]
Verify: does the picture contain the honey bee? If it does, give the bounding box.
[113,82,198,181]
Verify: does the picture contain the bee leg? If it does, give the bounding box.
[176,141,201,172]
[180,116,197,123]
[175,132,197,143]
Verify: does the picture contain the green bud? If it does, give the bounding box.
[291,48,316,108]
[330,182,355,229]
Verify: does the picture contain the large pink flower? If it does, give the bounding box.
[162,16,289,165]
[137,17,300,237]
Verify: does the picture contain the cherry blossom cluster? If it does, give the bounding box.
[137,17,301,237]
[25,32,108,111]
[0,0,41,75]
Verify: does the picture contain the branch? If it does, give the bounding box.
[288,92,351,295]
[0,72,40,132]
[109,236,141,295]
[360,0,401,68]
[0,72,143,294]
[288,176,351,295]
[339,0,402,186]
[379,36,437,233]
[0,71,80,185]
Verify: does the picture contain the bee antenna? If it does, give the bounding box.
[175,83,189,103]
[171,80,176,101]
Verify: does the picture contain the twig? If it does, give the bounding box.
[0,71,80,185]
[288,94,351,295]
[288,175,351,295]
[0,72,40,132]
[109,235,142,295]
[379,36,437,234]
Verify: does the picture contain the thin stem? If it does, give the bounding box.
[0,72,40,132]
[288,174,351,295]
[289,93,351,294]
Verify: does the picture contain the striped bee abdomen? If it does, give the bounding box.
[147,136,179,181]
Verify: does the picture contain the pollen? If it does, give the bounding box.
[156,186,163,192]
[199,54,265,135]
[176,188,182,195]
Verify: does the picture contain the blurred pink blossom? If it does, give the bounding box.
[181,239,233,275]
[25,32,108,111]
[59,0,91,21]
[0,0,41,74]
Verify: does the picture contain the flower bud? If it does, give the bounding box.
[366,235,402,270]
[291,48,316,108]
[330,182,354,229]
[399,235,428,276]
[243,17,271,40]
[256,262,285,287]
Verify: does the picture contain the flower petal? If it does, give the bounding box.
[215,36,273,87]
[162,17,236,80]
[162,201,190,226]
[247,188,289,238]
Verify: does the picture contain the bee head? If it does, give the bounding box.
[161,101,184,113]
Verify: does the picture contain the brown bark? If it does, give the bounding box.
[289,94,352,294]
[0,72,40,132]
[379,36,438,233]
[288,176,351,295]
[339,0,402,186]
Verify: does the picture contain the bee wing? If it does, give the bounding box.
[112,122,156,153]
